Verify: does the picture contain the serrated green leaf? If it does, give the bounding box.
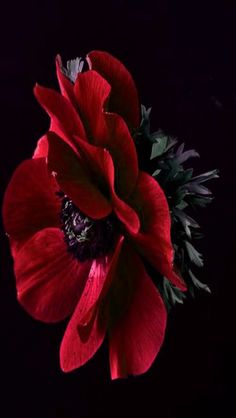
[188,269,211,293]
[188,195,214,207]
[176,200,188,210]
[174,208,200,238]
[162,277,186,309]
[185,183,211,195]
[173,188,187,206]
[184,241,204,267]
[174,168,193,185]
[150,137,168,159]
[176,149,200,164]
[165,136,178,152]
[150,130,166,141]
[141,104,152,119]
[190,169,219,184]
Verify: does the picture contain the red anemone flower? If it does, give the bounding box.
[3,51,186,379]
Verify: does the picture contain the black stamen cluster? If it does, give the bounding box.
[60,196,115,261]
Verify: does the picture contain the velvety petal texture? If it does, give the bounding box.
[129,171,186,291]
[14,228,92,323]
[60,236,124,372]
[74,70,110,143]
[108,244,167,379]
[87,51,140,128]
[3,50,185,380]
[73,135,140,234]
[2,158,60,249]
[34,83,87,145]
[74,70,138,198]
[47,132,112,219]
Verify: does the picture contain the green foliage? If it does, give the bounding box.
[137,105,219,308]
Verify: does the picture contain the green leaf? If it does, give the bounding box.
[188,269,211,293]
[141,104,152,120]
[185,183,211,195]
[174,208,200,238]
[174,168,193,185]
[173,188,187,206]
[187,195,214,208]
[150,137,168,159]
[176,200,188,210]
[176,149,200,164]
[165,136,178,152]
[190,169,219,184]
[162,277,186,310]
[184,241,204,267]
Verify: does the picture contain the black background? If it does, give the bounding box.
[1,1,235,417]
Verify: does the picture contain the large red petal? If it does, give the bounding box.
[14,228,92,323]
[74,71,138,197]
[34,84,87,145]
[60,236,124,372]
[87,51,140,128]
[108,244,167,379]
[47,131,112,219]
[2,158,60,248]
[73,136,140,234]
[129,172,186,290]
[74,70,110,143]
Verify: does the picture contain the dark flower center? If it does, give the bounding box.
[60,195,115,261]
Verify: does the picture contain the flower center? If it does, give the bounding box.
[60,195,115,261]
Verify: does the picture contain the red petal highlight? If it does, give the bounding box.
[129,172,186,290]
[109,244,167,379]
[34,83,86,145]
[33,135,48,158]
[60,236,124,372]
[47,131,112,219]
[14,228,92,323]
[2,158,60,248]
[87,51,140,128]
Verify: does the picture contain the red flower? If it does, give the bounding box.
[3,51,186,379]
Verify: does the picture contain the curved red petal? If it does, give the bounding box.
[34,83,87,145]
[14,228,92,323]
[33,135,48,158]
[73,136,140,234]
[109,244,167,379]
[129,172,186,290]
[60,236,123,372]
[112,194,140,235]
[74,70,110,143]
[47,131,112,219]
[104,112,138,198]
[87,51,140,128]
[2,158,60,248]
[65,69,138,197]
